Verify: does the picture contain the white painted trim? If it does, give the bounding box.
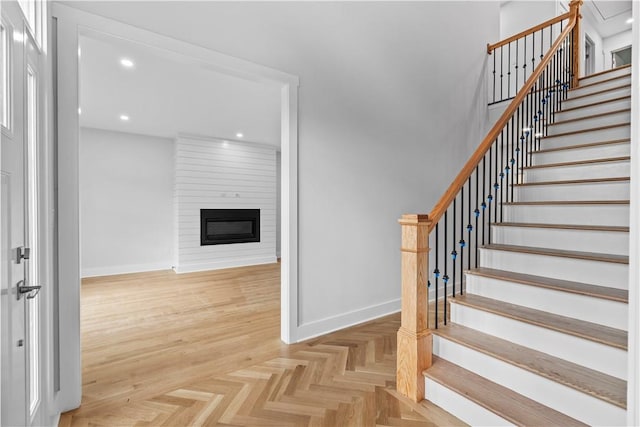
[81,263,173,278]
[173,257,277,274]
[51,3,300,413]
[627,3,639,425]
[295,299,400,342]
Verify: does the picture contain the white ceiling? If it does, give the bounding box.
[583,0,633,38]
[79,34,281,147]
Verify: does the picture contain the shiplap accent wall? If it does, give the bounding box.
[174,136,277,273]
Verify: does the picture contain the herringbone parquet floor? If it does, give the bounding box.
[59,264,465,426]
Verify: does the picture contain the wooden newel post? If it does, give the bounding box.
[570,0,583,88]
[397,214,432,402]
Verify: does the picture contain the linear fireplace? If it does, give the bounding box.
[200,209,260,246]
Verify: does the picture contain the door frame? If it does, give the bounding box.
[584,33,595,76]
[52,3,300,413]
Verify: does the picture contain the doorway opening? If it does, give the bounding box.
[584,34,595,76]
[52,3,299,413]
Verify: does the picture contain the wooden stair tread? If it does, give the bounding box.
[558,96,630,114]
[578,64,630,82]
[449,294,628,350]
[492,222,628,232]
[569,74,631,91]
[540,122,629,138]
[523,156,630,169]
[550,108,630,126]
[503,200,629,206]
[513,176,630,186]
[424,357,588,426]
[533,138,630,154]
[482,243,629,264]
[433,324,627,408]
[467,267,628,303]
[564,83,631,102]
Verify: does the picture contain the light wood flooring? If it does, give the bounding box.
[59,263,464,426]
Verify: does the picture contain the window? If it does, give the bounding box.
[17,0,44,49]
[1,22,9,129]
[18,0,35,34]
[26,65,40,417]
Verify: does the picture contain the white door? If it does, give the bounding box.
[1,1,43,425]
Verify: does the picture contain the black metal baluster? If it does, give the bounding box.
[493,48,496,103]
[444,209,448,325]
[510,115,515,201]
[532,31,536,74]
[460,184,465,295]
[515,40,519,94]
[508,43,512,98]
[467,176,472,275]
[523,35,527,82]
[494,136,498,224]
[500,46,504,101]
[434,223,439,329]
[524,90,529,168]
[452,197,457,298]
[482,156,486,247]
[540,26,544,62]
[500,129,505,222]
[475,167,479,267]
[488,146,493,244]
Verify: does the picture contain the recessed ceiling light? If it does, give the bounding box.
[120,58,134,68]
[78,107,82,115]
[626,17,633,24]
[236,133,244,138]
[120,115,130,121]
[222,141,229,148]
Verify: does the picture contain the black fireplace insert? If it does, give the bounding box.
[200,209,260,245]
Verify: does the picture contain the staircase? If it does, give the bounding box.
[423,65,631,426]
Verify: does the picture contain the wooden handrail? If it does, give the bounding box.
[427,14,577,232]
[487,11,572,54]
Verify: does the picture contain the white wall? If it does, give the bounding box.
[60,1,499,340]
[500,1,556,40]
[580,15,605,76]
[79,127,174,277]
[604,30,633,70]
[174,136,277,273]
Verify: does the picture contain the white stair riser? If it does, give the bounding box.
[541,125,630,148]
[479,248,628,289]
[561,86,632,110]
[515,181,630,201]
[555,98,630,122]
[492,226,629,256]
[450,303,628,380]
[424,378,514,427]
[433,336,627,426]
[465,275,628,330]
[502,204,629,227]
[547,111,630,135]
[580,67,631,85]
[568,77,631,98]
[532,142,630,164]
[524,161,630,182]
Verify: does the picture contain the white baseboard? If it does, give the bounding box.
[295,298,400,342]
[174,256,277,273]
[81,262,172,278]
